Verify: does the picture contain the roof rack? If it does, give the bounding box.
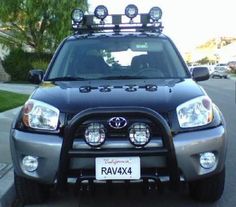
[71,5,163,34]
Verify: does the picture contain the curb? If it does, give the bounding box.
[0,165,15,207]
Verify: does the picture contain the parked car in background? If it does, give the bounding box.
[212,63,229,79]
[214,63,230,71]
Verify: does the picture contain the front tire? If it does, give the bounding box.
[189,168,225,202]
[14,172,49,205]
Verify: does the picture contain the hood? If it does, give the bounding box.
[31,79,204,114]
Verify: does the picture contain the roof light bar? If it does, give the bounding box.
[125,4,138,20]
[71,9,84,23]
[149,7,162,22]
[94,5,108,20]
[71,5,163,34]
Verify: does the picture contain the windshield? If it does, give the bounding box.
[46,36,189,80]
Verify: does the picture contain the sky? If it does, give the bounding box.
[87,0,236,54]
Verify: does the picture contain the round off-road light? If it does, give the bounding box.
[22,156,38,172]
[125,4,138,19]
[200,152,216,169]
[71,9,84,23]
[94,5,108,20]
[149,7,162,22]
[129,123,150,147]
[85,123,106,147]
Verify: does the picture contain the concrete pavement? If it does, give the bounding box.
[0,107,21,163]
[0,83,35,207]
[0,83,36,95]
[0,108,21,207]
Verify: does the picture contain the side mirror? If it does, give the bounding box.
[192,67,209,82]
[28,69,44,84]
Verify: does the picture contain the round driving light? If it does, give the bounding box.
[129,123,150,147]
[125,4,138,19]
[85,123,106,147]
[94,5,108,20]
[71,9,84,23]
[149,7,162,22]
[22,156,38,172]
[200,152,216,169]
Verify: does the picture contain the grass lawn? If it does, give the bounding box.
[0,90,29,112]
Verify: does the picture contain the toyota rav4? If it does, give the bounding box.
[10,5,227,205]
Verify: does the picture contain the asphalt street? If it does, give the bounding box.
[0,79,235,207]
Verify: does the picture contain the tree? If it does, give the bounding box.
[0,0,88,53]
[196,57,210,65]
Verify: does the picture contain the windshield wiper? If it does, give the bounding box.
[100,75,149,80]
[46,76,87,81]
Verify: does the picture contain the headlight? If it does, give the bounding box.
[85,123,106,147]
[22,99,60,131]
[176,96,213,128]
[129,123,150,147]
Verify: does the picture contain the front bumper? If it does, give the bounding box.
[10,125,226,184]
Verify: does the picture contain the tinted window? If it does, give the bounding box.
[47,37,188,80]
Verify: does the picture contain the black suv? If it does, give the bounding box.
[10,5,227,205]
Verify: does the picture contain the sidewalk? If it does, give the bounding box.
[0,107,21,163]
[0,83,36,95]
[0,83,36,206]
[0,107,21,207]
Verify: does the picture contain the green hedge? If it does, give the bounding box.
[3,49,52,81]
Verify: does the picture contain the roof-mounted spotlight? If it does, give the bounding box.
[125,4,138,20]
[94,5,108,20]
[71,9,84,23]
[149,7,162,22]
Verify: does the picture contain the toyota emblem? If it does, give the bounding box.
[108,117,127,129]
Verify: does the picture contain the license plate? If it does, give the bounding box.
[95,157,140,180]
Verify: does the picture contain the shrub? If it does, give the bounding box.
[3,49,52,81]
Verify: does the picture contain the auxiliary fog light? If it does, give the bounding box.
[149,7,162,22]
[94,5,108,20]
[71,9,84,23]
[129,123,150,147]
[22,156,38,172]
[200,152,216,169]
[85,123,106,147]
[125,4,138,19]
